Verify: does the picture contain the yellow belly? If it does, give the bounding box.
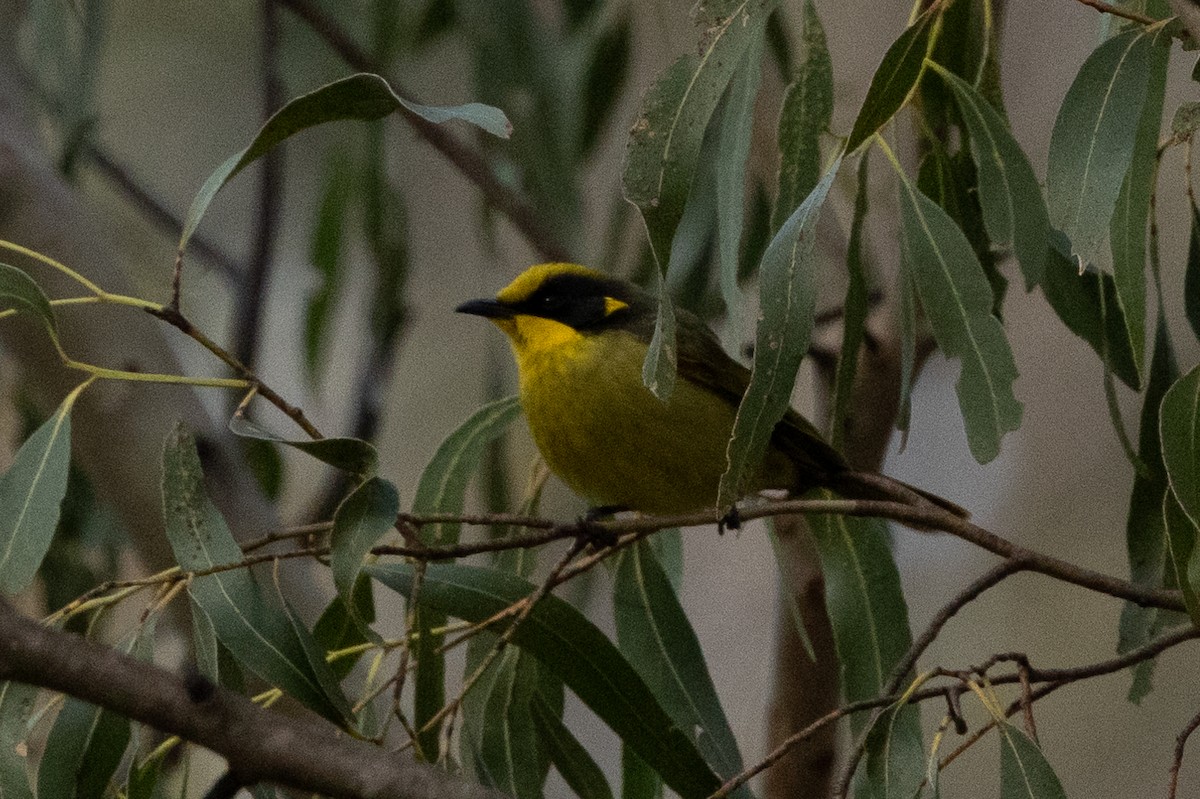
[514,328,794,514]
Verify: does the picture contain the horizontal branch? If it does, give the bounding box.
[0,597,501,799]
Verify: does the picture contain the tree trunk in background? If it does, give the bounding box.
[765,330,906,798]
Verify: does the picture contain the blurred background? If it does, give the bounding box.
[2,0,1199,796]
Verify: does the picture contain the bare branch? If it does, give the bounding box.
[0,597,501,799]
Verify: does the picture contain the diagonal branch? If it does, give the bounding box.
[0,597,501,799]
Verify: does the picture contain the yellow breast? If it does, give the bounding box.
[503,317,791,514]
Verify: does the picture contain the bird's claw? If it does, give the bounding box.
[718,506,742,535]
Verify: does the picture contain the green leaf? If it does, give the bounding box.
[997,721,1067,799]
[1161,364,1200,531]
[773,0,832,232]
[410,396,523,757]
[1109,34,1168,386]
[931,62,1049,289]
[0,262,57,335]
[897,167,1022,463]
[1040,238,1140,389]
[1117,319,1184,703]
[313,575,377,682]
[622,0,780,265]
[161,425,352,726]
[411,395,523,546]
[845,5,939,153]
[579,9,632,158]
[330,476,399,613]
[0,682,36,799]
[1187,198,1200,343]
[897,267,917,435]
[462,647,547,799]
[531,695,615,799]
[304,151,355,377]
[368,562,723,799]
[719,157,840,510]
[642,277,677,401]
[830,153,871,450]
[1046,26,1160,269]
[0,391,76,594]
[613,542,748,792]
[807,506,919,734]
[862,701,925,799]
[179,73,510,254]
[715,26,765,342]
[37,696,129,799]
[227,417,378,478]
[1163,492,1200,625]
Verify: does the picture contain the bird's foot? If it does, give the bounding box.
[718,506,742,535]
[576,505,627,548]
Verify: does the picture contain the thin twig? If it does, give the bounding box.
[1072,0,1161,26]
[1168,706,1200,799]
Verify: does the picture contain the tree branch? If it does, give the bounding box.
[0,597,502,799]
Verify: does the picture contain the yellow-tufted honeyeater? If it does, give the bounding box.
[457,263,966,520]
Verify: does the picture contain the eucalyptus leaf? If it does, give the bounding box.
[996,721,1067,799]
[37,696,129,799]
[845,5,938,153]
[531,695,615,799]
[0,262,57,335]
[932,63,1049,289]
[1047,26,1161,269]
[330,476,399,613]
[228,416,378,478]
[179,73,509,254]
[623,0,779,264]
[773,0,832,232]
[1188,198,1200,342]
[1163,492,1200,625]
[613,542,748,793]
[304,151,354,377]
[897,168,1022,463]
[0,391,77,594]
[1160,364,1200,530]
[161,425,352,726]
[368,562,724,799]
[830,153,871,450]
[719,157,840,511]
[0,681,35,799]
[1117,319,1185,703]
[862,702,925,799]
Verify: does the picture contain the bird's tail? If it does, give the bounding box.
[826,470,969,520]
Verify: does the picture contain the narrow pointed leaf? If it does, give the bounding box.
[0,393,75,594]
[997,721,1067,799]
[807,506,920,746]
[464,647,546,799]
[773,0,832,231]
[1109,34,1168,385]
[162,425,352,726]
[642,279,677,401]
[897,170,1022,463]
[305,151,354,376]
[932,63,1049,289]
[613,542,748,793]
[228,417,378,478]
[1161,364,1200,530]
[1041,240,1139,389]
[330,476,399,609]
[830,154,871,449]
[720,157,840,510]
[368,562,723,799]
[0,263,57,335]
[0,681,36,799]
[862,702,925,799]
[1046,26,1160,269]
[313,575,376,682]
[180,73,509,253]
[531,695,615,799]
[37,695,129,799]
[1163,493,1200,625]
[622,0,780,264]
[1188,198,1200,342]
[1117,319,1185,702]
[845,6,938,153]
[410,396,523,757]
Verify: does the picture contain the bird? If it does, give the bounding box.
[456,262,967,521]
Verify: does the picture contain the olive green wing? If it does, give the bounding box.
[671,307,848,479]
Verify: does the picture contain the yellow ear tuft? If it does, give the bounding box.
[496,263,609,304]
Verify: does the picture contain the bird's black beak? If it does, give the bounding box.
[455,298,514,319]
